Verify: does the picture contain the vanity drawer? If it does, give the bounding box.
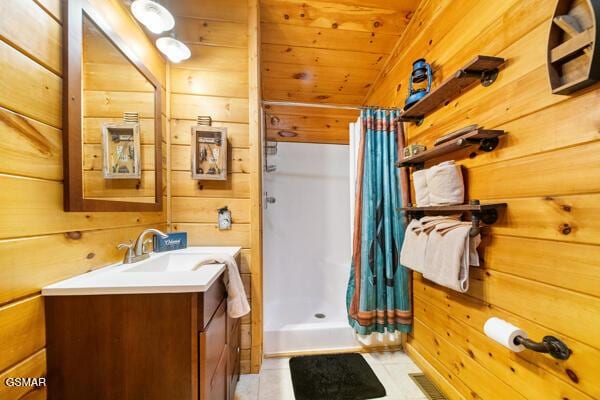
[199,299,227,398]
[199,275,226,330]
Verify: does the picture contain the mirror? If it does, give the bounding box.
[64,1,163,211]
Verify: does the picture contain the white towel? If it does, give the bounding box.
[198,255,251,318]
[400,215,461,273]
[423,222,481,292]
[400,219,427,273]
[426,160,464,205]
[412,169,430,206]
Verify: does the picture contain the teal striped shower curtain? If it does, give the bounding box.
[346,108,412,335]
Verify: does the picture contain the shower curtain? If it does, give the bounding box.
[346,108,412,336]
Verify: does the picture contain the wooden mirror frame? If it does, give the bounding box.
[63,0,163,212]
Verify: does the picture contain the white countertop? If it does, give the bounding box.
[42,246,241,296]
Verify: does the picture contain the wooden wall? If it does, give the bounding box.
[367,0,600,399]
[264,104,358,144]
[168,0,262,374]
[0,1,167,399]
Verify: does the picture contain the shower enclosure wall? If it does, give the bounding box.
[263,142,360,355]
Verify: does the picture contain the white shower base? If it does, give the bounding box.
[264,299,361,356]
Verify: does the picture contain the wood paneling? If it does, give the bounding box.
[0,350,46,400]
[171,94,249,123]
[169,0,260,374]
[367,0,600,398]
[170,69,249,98]
[260,0,420,106]
[0,0,167,392]
[168,0,248,23]
[0,0,62,75]
[0,224,167,307]
[263,104,358,144]
[176,17,248,48]
[0,107,63,181]
[0,296,45,373]
[0,39,62,128]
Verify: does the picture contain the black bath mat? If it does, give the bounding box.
[289,353,386,400]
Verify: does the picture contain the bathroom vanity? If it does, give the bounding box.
[42,247,242,400]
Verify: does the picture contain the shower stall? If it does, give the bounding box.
[263,142,361,355]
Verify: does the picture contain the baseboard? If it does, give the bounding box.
[404,343,464,400]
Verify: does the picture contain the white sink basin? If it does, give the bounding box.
[41,247,241,296]
[123,253,214,273]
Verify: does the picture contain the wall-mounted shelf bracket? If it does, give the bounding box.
[396,128,506,168]
[457,67,500,87]
[399,200,506,237]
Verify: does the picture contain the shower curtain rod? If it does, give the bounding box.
[261,100,401,112]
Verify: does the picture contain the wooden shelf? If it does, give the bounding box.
[400,202,507,213]
[396,128,506,167]
[400,55,505,124]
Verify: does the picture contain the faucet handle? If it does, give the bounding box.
[117,241,134,250]
[117,241,135,263]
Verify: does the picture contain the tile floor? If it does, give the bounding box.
[234,351,428,400]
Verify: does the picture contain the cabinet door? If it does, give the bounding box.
[227,318,241,400]
[199,299,227,400]
[209,347,228,400]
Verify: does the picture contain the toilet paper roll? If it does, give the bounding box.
[484,317,527,352]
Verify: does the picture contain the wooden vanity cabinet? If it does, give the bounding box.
[45,272,241,400]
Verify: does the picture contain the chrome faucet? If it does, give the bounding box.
[118,228,168,264]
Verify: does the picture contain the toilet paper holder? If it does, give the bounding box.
[514,335,571,360]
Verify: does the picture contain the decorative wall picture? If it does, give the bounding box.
[191,124,228,180]
[547,0,600,94]
[101,121,141,179]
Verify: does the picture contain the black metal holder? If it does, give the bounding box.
[400,200,505,237]
[457,68,500,87]
[514,335,571,360]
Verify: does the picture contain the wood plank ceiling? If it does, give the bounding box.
[260,0,420,143]
[260,0,419,105]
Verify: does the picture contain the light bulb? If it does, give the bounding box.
[156,37,191,63]
[131,0,174,34]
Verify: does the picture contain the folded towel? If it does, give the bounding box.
[400,219,427,273]
[423,221,480,292]
[198,255,251,318]
[400,215,461,273]
[426,160,464,206]
[412,169,430,206]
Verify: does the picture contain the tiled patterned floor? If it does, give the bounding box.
[235,351,427,400]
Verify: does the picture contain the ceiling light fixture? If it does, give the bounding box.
[156,37,191,63]
[131,0,175,34]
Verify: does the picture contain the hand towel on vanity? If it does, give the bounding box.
[412,169,430,206]
[400,215,462,273]
[197,255,251,318]
[423,221,481,292]
[425,160,464,205]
